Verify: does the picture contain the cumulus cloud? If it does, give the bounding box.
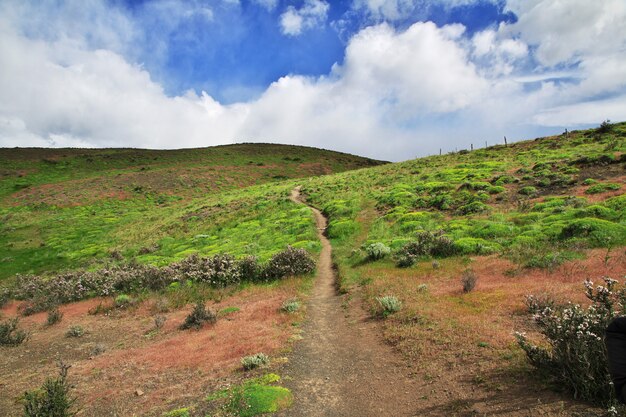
[280,0,330,36]
[504,0,626,67]
[1,0,626,161]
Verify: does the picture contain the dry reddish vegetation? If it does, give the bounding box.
[0,280,305,416]
[354,249,626,415]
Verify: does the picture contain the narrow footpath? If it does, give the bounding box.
[280,187,418,416]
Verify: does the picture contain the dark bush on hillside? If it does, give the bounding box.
[597,119,613,134]
[175,253,241,288]
[461,269,478,293]
[179,302,217,330]
[516,278,622,407]
[238,255,261,282]
[262,246,316,280]
[0,318,28,346]
[46,308,63,326]
[23,362,76,417]
[395,230,457,267]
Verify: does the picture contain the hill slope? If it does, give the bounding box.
[1,124,625,416]
[0,144,383,279]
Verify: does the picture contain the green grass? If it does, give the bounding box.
[206,374,292,416]
[0,144,382,280]
[299,122,626,289]
[1,124,624,289]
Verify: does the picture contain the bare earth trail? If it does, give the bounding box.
[280,187,419,417]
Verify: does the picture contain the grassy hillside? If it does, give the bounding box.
[0,144,382,279]
[1,123,625,415]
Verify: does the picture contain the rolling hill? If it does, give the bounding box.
[1,123,625,416]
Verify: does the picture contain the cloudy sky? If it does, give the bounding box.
[1,0,625,161]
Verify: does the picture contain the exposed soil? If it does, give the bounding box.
[0,283,302,416]
[281,187,608,417]
[280,187,419,416]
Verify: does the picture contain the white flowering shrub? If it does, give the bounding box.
[516,277,624,407]
[365,242,391,261]
[241,353,269,370]
[376,295,402,318]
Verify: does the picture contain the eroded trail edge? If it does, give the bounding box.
[281,187,418,417]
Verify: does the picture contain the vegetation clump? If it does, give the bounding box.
[241,353,270,371]
[23,362,77,417]
[461,269,478,293]
[262,246,315,280]
[46,308,63,326]
[395,230,457,267]
[365,242,391,261]
[65,326,84,338]
[516,277,625,407]
[281,299,300,313]
[179,302,216,330]
[376,295,402,318]
[7,246,317,312]
[0,318,28,346]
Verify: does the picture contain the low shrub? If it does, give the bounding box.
[262,246,315,280]
[114,294,135,309]
[586,183,621,194]
[90,343,106,357]
[0,318,28,346]
[241,353,269,371]
[461,269,477,293]
[396,230,457,263]
[559,218,626,246]
[519,186,537,196]
[239,255,261,282]
[281,299,300,313]
[179,302,217,330]
[176,253,241,288]
[47,308,63,326]
[65,326,84,338]
[154,315,167,330]
[365,242,391,261]
[23,362,76,417]
[376,295,402,318]
[516,278,622,407]
[458,201,490,215]
[396,253,417,268]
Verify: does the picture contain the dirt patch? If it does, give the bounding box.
[278,188,419,416]
[0,284,300,416]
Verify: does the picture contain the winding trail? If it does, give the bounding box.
[280,187,418,416]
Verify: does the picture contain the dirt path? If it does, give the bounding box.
[280,187,418,416]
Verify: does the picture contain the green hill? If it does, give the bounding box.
[0,144,383,279]
[1,123,625,416]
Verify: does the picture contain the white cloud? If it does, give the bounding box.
[1,0,626,161]
[280,0,329,36]
[503,0,626,67]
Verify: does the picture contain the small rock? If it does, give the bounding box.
[135,389,144,397]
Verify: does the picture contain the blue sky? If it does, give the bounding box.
[1,0,625,160]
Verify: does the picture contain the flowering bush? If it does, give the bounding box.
[376,295,402,318]
[365,242,391,261]
[516,277,625,407]
[262,246,315,280]
[7,248,316,311]
[179,302,217,330]
[175,253,241,288]
[241,353,269,370]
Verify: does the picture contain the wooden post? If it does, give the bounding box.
[504,136,508,146]
[439,148,442,155]
[471,143,473,151]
